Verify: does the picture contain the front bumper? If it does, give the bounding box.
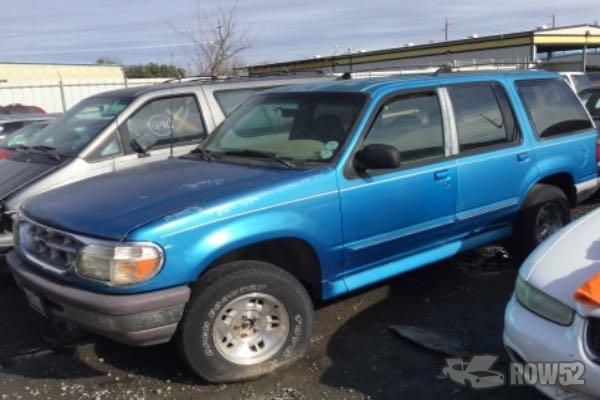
[7,250,191,346]
[504,296,600,399]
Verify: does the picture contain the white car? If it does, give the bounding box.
[504,207,600,399]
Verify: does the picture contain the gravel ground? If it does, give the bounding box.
[1,195,599,400]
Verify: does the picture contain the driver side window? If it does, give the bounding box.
[123,95,206,151]
[364,92,445,164]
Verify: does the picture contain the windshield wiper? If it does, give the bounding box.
[189,147,214,161]
[30,145,61,160]
[222,149,295,168]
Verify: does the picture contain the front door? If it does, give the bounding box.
[115,94,207,171]
[337,90,457,281]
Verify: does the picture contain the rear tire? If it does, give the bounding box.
[176,261,313,383]
[509,184,570,260]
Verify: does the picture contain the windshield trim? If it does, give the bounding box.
[199,91,369,167]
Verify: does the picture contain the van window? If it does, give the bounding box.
[517,79,593,138]
[364,92,445,163]
[449,84,516,151]
[214,87,274,116]
[124,96,205,150]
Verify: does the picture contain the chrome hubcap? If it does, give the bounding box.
[534,202,564,244]
[213,293,290,365]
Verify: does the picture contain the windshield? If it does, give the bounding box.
[202,92,367,164]
[25,97,130,157]
[0,120,51,149]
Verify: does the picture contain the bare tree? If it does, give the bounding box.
[170,2,253,76]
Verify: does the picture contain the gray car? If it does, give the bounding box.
[0,75,331,251]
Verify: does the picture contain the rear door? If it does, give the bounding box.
[114,94,207,170]
[448,82,537,238]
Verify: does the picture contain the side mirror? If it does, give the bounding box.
[354,143,401,171]
[131,132,157,155]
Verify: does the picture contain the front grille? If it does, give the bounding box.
[19,219,83,273]
[587,318,600,360]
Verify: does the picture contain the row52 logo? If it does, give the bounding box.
[442,354,584,389]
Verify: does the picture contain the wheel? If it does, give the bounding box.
[176,261,313,383]
[509,184,570,260]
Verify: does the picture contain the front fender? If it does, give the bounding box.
[128,189,344,292]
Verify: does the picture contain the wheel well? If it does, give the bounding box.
[538,173,576,207]
[205,238,323,299]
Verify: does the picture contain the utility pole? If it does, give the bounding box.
[444,18,451,42]
[550,14,556,28]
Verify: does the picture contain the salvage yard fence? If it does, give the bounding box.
[0,78,167,114]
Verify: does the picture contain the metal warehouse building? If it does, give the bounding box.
[246,24,600,75]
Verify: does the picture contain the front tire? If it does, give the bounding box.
[509,184,570,260]
[176,261,313,383]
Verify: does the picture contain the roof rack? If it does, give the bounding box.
[330,61,541,80]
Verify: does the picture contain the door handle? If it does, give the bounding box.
[434,170,450,181]
[517,152,530,162]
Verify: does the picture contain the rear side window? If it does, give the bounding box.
[448,84,518,152]
[214,87,273,116]
[364,92,445,164]
[517,79,593,138]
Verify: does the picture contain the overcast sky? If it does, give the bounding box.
[2,0,599,70]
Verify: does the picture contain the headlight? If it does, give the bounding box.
[75,243,163,285]
[515,276,574,326]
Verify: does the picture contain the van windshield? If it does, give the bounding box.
[24,97,131,157]
[201,92,366,164]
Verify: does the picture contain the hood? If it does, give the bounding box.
[23,158,312,240]
[0,156,61,202]
[520,208,600,316]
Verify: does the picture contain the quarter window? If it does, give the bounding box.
[581,92,600,119]
[517,79,593,138]
[124,96,205,150]
[449,84,516,151]
[363,92,445,164]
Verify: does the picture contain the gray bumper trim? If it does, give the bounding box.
[7,250,191,346]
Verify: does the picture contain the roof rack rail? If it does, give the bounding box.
[326,61,542,79]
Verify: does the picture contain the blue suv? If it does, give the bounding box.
[7,71,598,382]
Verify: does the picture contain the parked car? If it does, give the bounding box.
[0,103,46,115]
[0,118,57,159]
[504,206,600,399]
[0,75,331,252]
[580,83,600,124]
[561,72,593,92]
[7,71,598,382]
[0,114,60,140]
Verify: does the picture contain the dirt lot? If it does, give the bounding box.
[1,196,599,400]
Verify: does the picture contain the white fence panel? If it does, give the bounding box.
[0,78,168,114]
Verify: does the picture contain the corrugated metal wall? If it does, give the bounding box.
[319,45,534,73]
